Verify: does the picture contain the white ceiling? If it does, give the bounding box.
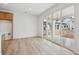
[0,3,55,15]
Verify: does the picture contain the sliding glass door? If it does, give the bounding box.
[43,5,76,53]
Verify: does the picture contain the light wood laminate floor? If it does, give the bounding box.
[4,37,74,55]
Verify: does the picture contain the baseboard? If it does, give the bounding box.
[13,36,42,40]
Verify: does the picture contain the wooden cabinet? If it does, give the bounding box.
[0,12,13,21]
[5,13,13,21]
[0,13,4,19]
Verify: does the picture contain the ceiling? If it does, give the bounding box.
[0,3,55,16]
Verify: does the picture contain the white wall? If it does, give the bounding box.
[74,4,79,54]
[37,16,43,37]
[13,12,38,39]
[62,5,74,16]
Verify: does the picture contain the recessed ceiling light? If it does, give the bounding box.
[71,16,74,18]
[28,8,32,11]
[44,19,47,21]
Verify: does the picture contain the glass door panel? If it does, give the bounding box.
[60,17,75,50]
[52,19,62,44]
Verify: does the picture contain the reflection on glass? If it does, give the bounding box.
[52,17,75,50]
[43,16,75,51]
